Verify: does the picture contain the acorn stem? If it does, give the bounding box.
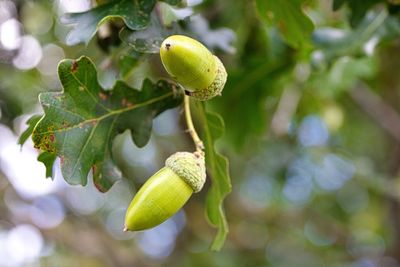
[184,95,204,152]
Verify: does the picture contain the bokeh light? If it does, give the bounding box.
[21,2,53,35]
[239,174,275,210]
[283,173,313,205]
[314,153,355,191]
[0,124,64,199]
[298,115,329,147]
[30,195,65,229]
[0,1,16,24]
[137,211,186,260]
[57,0,91,13]
[12,35,42,70]
[37,44,65,76]
[0,18,21,50]
[153,108,180,136]
[64,177,106,215]
[1,224,44,266]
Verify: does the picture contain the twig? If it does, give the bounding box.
[350,82,400,260]
[271,86,301,136]
[350,82,400,142]
[184,95,204,152]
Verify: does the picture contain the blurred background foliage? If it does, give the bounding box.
[1,0,400,266]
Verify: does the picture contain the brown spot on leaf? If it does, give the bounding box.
[278,20,287,34]
[94,178,108,193]
[98,92,108,101]
[121,98,127,107]
[62,121,69,128]
[94,184,107,193]
[49,134,55,142]
[71,60,78,73]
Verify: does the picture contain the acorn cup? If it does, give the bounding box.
[124,151,206,231]
[160,35,227,101]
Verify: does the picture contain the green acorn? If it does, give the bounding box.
[124,151,206,231]
[160,35,227,101]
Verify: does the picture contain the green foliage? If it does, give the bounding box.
[256,0,315,47]
[62,0,183,45]
[312,10,395,66]
[119,14,180,54]
[194,102,232,250]
[0,92,23,127]
[120,14,235,54]
[117,50,141,78]
[0,68,44,127]
[31,56,182,191]
[333,0,385,27]
[214,58,292,149]
[18,115,42,146]
[37,152,57,178]
[2,0,400,261]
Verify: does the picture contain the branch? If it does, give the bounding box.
[271,86,301,136]
[350,82,400,260]
[350,82,400,142]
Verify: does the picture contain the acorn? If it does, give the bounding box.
[160,35,227,101]
[124,151,206,231]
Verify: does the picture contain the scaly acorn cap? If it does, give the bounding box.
[165,151,206,193]
[188,56,227,101]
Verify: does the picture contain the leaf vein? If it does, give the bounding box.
[69,120,99,180]
[69,70,111,112]
[35,92,173,136]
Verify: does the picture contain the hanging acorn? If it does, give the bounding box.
[160,35,227,101]
[124,151,206,231]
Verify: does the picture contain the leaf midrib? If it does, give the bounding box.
[36,91,173,136]
[68,114,119,180]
